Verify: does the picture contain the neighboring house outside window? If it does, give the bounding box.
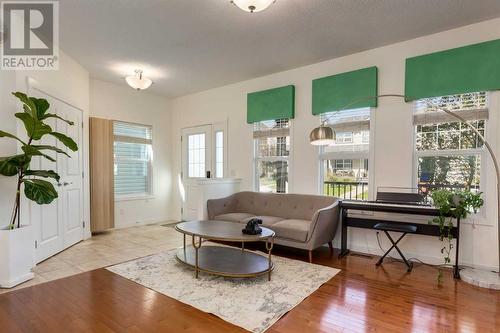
[414,92,487,199]
[113,121,153,199]
[320,108,371,200]
[253,118,290,193]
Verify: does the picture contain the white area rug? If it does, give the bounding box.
[107,246,340,333]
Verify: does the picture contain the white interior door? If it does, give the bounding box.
[181,125,212,221]
[57,101,84,249]
[29,92,84,263]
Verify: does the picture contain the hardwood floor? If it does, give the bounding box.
[0,244,498,333]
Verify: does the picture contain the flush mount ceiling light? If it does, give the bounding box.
[231,0,276,13]
[125,69,153,91]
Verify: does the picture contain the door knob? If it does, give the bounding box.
[63,181,72,186]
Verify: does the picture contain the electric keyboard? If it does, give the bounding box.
[339,199,461,278]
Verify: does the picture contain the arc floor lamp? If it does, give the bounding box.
[310,94,500,289]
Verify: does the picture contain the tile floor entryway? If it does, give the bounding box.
[0,222,182,294]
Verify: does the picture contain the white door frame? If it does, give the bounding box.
[180,120,228,220]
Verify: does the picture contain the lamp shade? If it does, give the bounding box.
[309,125,335,146]
[231,0,276,13]
[125,70,153,90]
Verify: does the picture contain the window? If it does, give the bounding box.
[335,132,353,144]
[319,108,371,200]
[414,92,487,197]
[113,121,153,198]
[215,131,224,178]
[187,133,206,178]
[334,159,352,170]
[254,119,290,193]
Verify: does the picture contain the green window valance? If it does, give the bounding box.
[247,85,295,123]
[405,39,500,101]
[312,66,378,115]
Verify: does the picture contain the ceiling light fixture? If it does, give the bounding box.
[231,0,276,13]
[125,69,153,91]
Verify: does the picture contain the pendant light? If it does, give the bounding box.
[125,69,153,91]
[231,0,276,13]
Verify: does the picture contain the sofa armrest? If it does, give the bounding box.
[306,200,340,249]
[207,195,236,220]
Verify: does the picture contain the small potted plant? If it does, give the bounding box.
[0,92,77,288]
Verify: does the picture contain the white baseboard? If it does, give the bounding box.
[0,272,34,289]
[346,243,497,272]
[113,216,176,230]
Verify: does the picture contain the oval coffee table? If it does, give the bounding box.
[175,220,275,280]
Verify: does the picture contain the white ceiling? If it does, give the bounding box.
[59,0,500,98]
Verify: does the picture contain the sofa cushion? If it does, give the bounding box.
[270,219,311,242]
[232,191,337,220]
[214,213,255,223]
[242,216,284,227]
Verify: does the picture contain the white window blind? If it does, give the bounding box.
[113,122,153,198]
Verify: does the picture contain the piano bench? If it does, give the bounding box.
[373,222,418,273]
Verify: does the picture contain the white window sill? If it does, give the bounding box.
[115,195,155,202]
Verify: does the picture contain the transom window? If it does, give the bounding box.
[113,121,153,198]
[414,92,487,196]
[253,118,290,193]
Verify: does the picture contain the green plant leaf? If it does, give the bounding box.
[40,113,75,125]
[0,157,19,176]
[49,132,78,151]
[0,130,26,144]
[12,92,37,118]
[30,97,50,118]
[22,145,56,162]
[31,145,70,157]
[0,155,31,176]
[25,170,60,181]
[23,179,58,205]
[15,113,52,140]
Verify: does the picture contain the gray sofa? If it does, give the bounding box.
[207,191,340,262]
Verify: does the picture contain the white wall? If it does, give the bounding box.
[0,71,18,226]
[0,51,91,239]
[170,18,500,270]
[90,79,173,228]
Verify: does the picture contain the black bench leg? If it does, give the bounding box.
[376,242,397,266]
[376,232,413,272]
[384,231,413,272]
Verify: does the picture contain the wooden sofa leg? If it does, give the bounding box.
[328,241,333,256]
[308,250,313,263]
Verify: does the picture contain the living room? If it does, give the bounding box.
[0,1,499,332]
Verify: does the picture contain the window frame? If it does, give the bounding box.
[318,107,375,200]
[253,118,292,193]
[113,120,154,201]
[411,92,492,219]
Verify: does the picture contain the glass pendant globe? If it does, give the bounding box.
[125,70,153,90]
[231,0,276,13]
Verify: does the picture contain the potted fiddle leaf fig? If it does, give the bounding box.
[0,92,78,288]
